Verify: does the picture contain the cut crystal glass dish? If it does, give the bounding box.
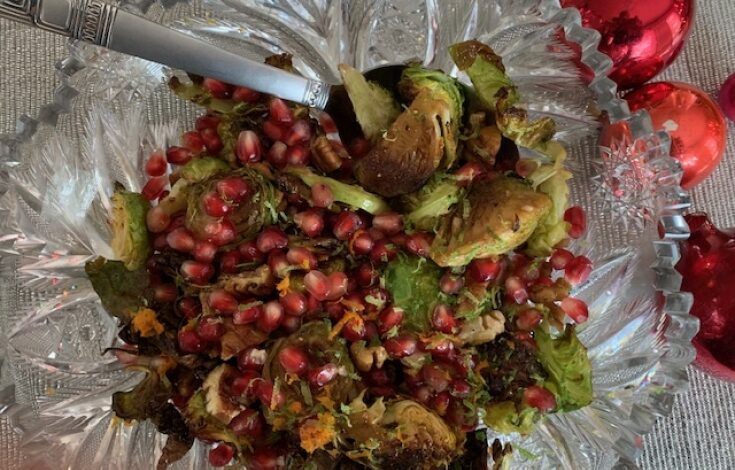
[0,0,696,468]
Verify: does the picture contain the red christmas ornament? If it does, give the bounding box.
[678,213,735,382]
[625,81,726,189]
[561,0,695,90]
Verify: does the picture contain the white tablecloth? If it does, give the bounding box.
[2,1,735,468]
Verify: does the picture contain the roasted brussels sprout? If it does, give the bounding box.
[110,189,150,270]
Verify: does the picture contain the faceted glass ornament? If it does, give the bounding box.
[0,0,695,469]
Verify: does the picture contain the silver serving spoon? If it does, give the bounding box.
[0,0,405,113]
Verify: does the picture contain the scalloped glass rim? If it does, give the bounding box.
[0,0,695,468]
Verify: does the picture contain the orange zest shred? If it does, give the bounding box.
[289,401,304,414]
[276,276,291,297]
[271,416,287,430]
[329,311,364,340]
[299,413,337,453]
[131,308,165,337]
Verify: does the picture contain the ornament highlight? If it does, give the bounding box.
[625,81,726,189]
[561,0,696,90]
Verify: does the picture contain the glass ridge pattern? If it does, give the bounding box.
[0,1,695,468]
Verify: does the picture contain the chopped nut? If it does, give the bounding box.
[311,136,343,173]
[350,342,388,372]
[458,310,505,345]
[217,265,274,296]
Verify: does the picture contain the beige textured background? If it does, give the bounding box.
[2,0,735,468]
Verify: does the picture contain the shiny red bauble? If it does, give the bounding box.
[561,0,695,90]
[678,213,735,381]
[625,81,726,189]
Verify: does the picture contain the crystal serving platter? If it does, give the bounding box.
[0,0,696,468]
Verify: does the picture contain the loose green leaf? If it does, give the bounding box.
[85,257,149,323]
[110,190,150,270]
[384,254,444,332]
[339,64,401,141]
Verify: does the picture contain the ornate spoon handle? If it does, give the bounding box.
[0,0,331,108]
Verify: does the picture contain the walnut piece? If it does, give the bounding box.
[311,136,343,173]
[350,342,388,372]
[458,310,506,345]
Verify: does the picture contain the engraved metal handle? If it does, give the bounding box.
[0,0,332,109]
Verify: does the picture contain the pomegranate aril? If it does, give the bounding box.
[216,177,251,203]
[561,296,589,323]
[564,256,593,286]
[304,270,331,301]
[432,304,457,333]
[206,219,237,246]
[268,250,290,278]
[168,214,186,231]
[550,248,575,270]
[279,294,304,322]
[278,346,309,375]
[378,306,404,334]
[286,247,317,270]
[153,283,177,303]
[236,130,262,163]
[367,368,390,386]
[233,86,261,103]
[355,263,378,287]
[349,137,370,158]
[431,391,451,415]
[166,146,193,165]
[467,258,501,282]
[413,386,433,404]
[284,119,312,146]
[449,379,471,398]
[564,206,587,239]
[192,240,217,263]
[178,297,202,319]
[248,447,284,470]
[182,131,206,155]
[238,240,264,263]
[384,335,418,358]
[311,183,334,208]
[371,212,403,235]
[220,250,241,274]
[231,370,260,396]
[258,301,284,332]
[341,318,366,342]
[281,315,301,334]
[439,272,464,295]
[142,176,168,201]
[370,239,398,264]
[238,347,267,371]
[202,191,231,217]
[178,329,204,353]
[346,230,373,257]
[201,128,223,154]
[285,145,309,166]
[326,271,349,300]
[197,317,225,342]
[230,408,264,438]
[166,227,196,252]
[203,78,232,99]
[196,114,221,131]
[266,140,288,168]
[523,385,556,412]
[294,209,324,238]
[234,303,262,324]
[180,261,215,284]
[145,151,168,177]
[455,162,485,185]
[307,363,338,388]
[263,120,286,142]
[516,308,542,331]
[209,289,239,314]
[422,363,451,393]
[146,206,171,233]
[256,226,288,253]
[505,276,528,304]
[269,98,294,124]
[208,444,234,467]
[405,232,432,257]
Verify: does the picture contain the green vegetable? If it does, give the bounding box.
[339,64,401,141]
[449,40,555,150]
[180,157,231,182]
[110,189,150,270]
[285,166,389,215]
[526,142,572,256]
[534,325,593,412]
[403,173,464,231]
[85,257,149,323]
[483,401,538,435]
[353,66,464,197]
[158,179,190,216]
[430,176,552,267]
[384,254,444,332]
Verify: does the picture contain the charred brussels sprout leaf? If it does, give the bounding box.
[353,66,464,197]
[483,401,539,435]
[430,176,552,267]
[384,254,445,332]
[110,189,150,270]
[181,157,231,182]
[85,257,149,323]
[339,64,401,141]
